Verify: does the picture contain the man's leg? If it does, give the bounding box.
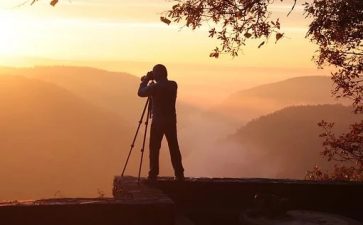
[149,121,164,179]
[165,121,184,178]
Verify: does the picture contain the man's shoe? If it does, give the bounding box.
[175,175,185,182]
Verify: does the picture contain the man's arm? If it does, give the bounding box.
[138,79,156,97]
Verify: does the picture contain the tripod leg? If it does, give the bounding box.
[121,98,149,177]
[137,100,152,184]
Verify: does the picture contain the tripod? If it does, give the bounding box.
[121,97,152,184]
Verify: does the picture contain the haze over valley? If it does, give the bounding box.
[0,66,359,200]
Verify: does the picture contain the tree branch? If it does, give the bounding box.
[287,0,297,16]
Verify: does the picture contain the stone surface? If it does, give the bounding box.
[113,176,171,203]
[153,177,363,224]
[0,177,175,225]
[0,176,362,225]
[241,210,362,225]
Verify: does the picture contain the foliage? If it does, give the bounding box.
[162,0,285,58]
[306,164,363,182]
[304,0,363,113]
[306,120,363,181]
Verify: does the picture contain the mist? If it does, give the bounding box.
[179,104,361,179]
[0,66,358,201]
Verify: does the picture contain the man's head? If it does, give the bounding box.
[152,64,168,81]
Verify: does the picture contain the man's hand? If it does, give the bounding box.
[141,72,154,82]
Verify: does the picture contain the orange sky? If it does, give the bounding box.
[0,0,331,107]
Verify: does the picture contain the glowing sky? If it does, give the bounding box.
[0,0,316,64]
[0,0,331,107]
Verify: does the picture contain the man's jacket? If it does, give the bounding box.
[138,79,177,122]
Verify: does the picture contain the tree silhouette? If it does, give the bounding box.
[306,120,363,181]
[305,0,363,114]
[162,0,285,58]
[303,0,363,181]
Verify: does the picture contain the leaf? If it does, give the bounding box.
[258,41,265,48]
[209,52,219,58]
[275,33,284,43]
[209,48,219,58]
[275,19,281,29]
[50,0,58,6]
[244,33,252,38]
[160,17,171,25]
[209,28,216,38]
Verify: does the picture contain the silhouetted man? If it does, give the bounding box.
[138,64,184,181]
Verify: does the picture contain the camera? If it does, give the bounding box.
[147,71,154,80]
[141,71,154,81]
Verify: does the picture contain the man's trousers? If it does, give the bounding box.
[148,119,184,178]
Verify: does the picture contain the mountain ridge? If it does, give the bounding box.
[224,104,362,178]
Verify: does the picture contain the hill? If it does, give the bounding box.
[1,67,357,194]
[0,66,144,124]
[0,67,201,200]
[0,66,200,131]
[231,76,333,103]
[214,76,344,124]
[0,75,139,200]
[203,104,361,178]
[8,66,201,151]
[190,105,363,179]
